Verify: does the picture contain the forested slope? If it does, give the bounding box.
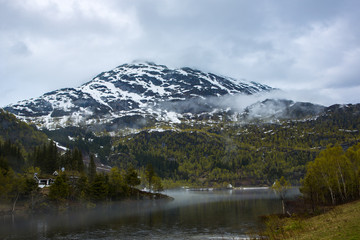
[0,109,49,171]
[110,104,360,186]
[0,109,48,152]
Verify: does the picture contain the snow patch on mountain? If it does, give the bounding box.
[5,62,273,130]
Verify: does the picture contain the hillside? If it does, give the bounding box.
[264,199,360,239]
[38,103,360,186]
[106,104,360,186]
[0,109,49,171]
[0,109,48,153]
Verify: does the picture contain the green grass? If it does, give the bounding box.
[264,200,360,240]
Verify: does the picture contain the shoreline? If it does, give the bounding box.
[0,190,173,217]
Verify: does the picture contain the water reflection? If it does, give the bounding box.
[1,188,300,240]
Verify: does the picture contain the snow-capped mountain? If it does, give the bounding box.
[5,62,273,130]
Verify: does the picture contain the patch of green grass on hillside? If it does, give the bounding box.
[264,200,360,240]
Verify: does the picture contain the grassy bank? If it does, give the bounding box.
[263,199,360,240]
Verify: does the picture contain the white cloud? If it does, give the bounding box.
[290,19,359,86]
[0,0,360,106]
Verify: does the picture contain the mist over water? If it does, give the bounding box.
[1,188,300,240]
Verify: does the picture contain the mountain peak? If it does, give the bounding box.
[5,62,273,130]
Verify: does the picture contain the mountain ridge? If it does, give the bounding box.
[5,62,274,130]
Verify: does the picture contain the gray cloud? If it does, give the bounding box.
[10,41,31,56]
[0,0,360,106]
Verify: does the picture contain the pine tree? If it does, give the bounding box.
[88,154,96,182]
[46,140,58,173]
[89,173,108,202]
[72,148,84,172]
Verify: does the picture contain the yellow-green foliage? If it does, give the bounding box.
[302,143,360,205]
[112,115,360,186]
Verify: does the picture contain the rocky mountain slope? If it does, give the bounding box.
[5,62,273,130]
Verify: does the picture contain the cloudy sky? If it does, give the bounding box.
[1,0,360,107]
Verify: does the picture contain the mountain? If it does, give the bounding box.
[2,61,360,186]
[4,62,273,130]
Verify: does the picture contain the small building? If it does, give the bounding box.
[34,173,55,188]
[37,178,55,188]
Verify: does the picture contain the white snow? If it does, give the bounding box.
[81,83,113,110]
[6,62,273,130]
[165,111,181,124]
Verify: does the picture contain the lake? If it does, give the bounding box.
[1,187,300,240]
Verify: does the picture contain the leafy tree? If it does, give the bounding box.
[125,167,140,188]
[21,166,40,210]
[344,143,360,198]
[49,174,70,202]
[23,176,39,210]
[108,167,129,199]
[300,161,323,212]
[0,167,15,202]
[272,176,291,215]
[302,144,360,206]
[9,173,26,213]
[152,176,164,192]
[0,164,42,212]
[145,164,155,191]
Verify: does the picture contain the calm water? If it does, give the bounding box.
[1,188,300,240]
